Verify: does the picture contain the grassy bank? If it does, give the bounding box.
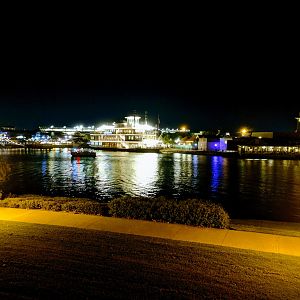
[1,220,299,299]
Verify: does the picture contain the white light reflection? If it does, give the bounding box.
[192,155,198,177]
[132,153,159,196]
[174,153,192,187]
[94,152,114,189]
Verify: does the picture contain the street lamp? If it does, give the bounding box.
[240,128,248,137]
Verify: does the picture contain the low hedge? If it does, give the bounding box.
[0,195,106,216]
[0,195,230,228]
[108,196,230,228]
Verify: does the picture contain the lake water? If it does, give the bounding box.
[0,148,300,222]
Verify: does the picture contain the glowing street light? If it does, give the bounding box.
[240,128,248,137]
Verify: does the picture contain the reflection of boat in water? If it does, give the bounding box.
[71,149,96,158]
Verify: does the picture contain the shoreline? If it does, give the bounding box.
[2,145,300,159]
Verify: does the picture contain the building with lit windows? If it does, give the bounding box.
[90,115,160,149]
[236,132,300,158]
[40,125,95,135]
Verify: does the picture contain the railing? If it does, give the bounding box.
[0,139,25,147]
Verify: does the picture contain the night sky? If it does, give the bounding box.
[0,77,298,133]
[0,13,298,133]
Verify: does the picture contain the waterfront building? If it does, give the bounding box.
[40,125,95,135]
[198,137,232,151]
[174,135,198,150]
[0,126,15,131]
[90,115,159,149]
[234,131,300,158]
[238,145,300,157]
[198,137,208,151]
[160,127,190,134]
[251,132,274,139]
[0,131,8,145]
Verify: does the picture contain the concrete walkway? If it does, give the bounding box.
[1,207,300,257]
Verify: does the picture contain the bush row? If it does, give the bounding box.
[108,196,230,228]
[0,195,230,228]
[0,196,106,215]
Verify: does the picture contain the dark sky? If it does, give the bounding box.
[0,12,298,133]
[0,76,298,133]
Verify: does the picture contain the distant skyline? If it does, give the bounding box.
[0,78,298,133]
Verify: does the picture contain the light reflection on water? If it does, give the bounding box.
[0,148,300,222]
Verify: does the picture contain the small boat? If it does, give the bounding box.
[71,149,96,158]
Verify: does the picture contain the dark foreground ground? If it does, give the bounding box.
[0,221,300,299]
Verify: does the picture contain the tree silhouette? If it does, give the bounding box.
[0,157,11,199]
[72,132,90,147]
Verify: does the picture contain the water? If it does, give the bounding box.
[0,148,300,222]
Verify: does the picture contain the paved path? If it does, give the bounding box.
[1,207,300,257]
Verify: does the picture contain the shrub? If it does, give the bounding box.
[108,196,152,220]
[0,194,230,228]
[61,201,105,215]
[108,197,230,228]
[0,195,106,216]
